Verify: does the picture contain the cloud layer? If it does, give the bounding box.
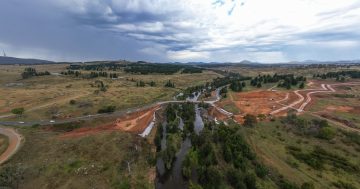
[1,0,360,62]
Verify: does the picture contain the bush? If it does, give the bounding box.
[244,114,257,127]
[11,107,25,116]
[317,127,336,140]
[69,100,76,105]
[97,106,116,113]
[255,163,268,178]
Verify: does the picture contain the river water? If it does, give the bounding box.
[156,104,204,189]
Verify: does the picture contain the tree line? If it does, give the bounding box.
[61,70,119,79]
[313,70,360,80]
[250,74,306,89]
[124,63,203,75]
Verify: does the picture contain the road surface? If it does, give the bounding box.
[0,127,22,165]
[270,82,360,115]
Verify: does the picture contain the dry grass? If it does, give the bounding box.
[0,127,155,189]
[0,64,220,121]
[0,133,9,156]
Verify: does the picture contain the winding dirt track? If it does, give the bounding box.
[0,127,22,165]
[270,82,360,115]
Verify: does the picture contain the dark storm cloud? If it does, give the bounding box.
[0,0,360,62]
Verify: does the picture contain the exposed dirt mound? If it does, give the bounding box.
[60,106,160,138]
[208,106,229,121]
[114,106,160,133]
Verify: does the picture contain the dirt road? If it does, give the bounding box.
[271,82,360,115]
[0,127,22,164]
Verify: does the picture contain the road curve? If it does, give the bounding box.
[0,127,22,165]
[270,82,360,115]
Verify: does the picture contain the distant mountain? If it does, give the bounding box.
[0,56,54,65]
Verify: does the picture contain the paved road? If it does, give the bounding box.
[0,127,22,164]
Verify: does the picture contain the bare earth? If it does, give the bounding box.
[0,127,22,164]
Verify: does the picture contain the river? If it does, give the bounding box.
[156,104,204,189]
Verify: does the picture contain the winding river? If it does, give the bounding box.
[156,104,204,189]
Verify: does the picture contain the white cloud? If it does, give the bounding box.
[3,0,360,62]
[167,50,209,60]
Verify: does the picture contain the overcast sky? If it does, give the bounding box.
[1,0,360,63]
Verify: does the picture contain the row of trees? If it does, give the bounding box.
[21,67,50,79]
[181,67,203,74]
[124,63,202,75]
[179,73,251,100]
[61,70,119,79]
[68,62,126,71]
[250,74,306,89]
[277,75,306,89]
[313,70,360,80]
[229,81,246,92]
[68,62,204,75]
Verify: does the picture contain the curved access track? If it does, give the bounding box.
[0,127,22,165]
[270,82,360,115]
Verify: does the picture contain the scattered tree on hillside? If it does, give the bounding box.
[11,107,25,117]
[164,80,175,88]
[244,114,257,127]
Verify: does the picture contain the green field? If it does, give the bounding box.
[244,114,360,189]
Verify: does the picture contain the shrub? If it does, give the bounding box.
[317,127,336,140]
[97,106,116,113]
[244,114,257,127]
[69,100,76,105]
[11,107,25,116]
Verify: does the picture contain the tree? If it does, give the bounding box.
[318,127,336,140]
[244,114,257,127]
[165,80,175,88]
[299,82,305,89]
[69,100,76,105]
[149,81,156,87]
[11,108,25,117]
[97,106,116,113]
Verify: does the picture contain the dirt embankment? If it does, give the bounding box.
[208,106,229,121]
[60,106,160,138]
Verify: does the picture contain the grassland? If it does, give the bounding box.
[244,115,360,189]
[308,84,360,129]
[0,126,155,189]
[0,64,221,121]
[0,133,9,155]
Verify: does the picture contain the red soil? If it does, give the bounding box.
[60,106,160,138]
[208,106,229,121]
[231,90,287,116]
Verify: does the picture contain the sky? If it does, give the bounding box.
[0,0,360,63]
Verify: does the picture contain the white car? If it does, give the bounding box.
[18,121,25,124]
[49,120,55,123]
